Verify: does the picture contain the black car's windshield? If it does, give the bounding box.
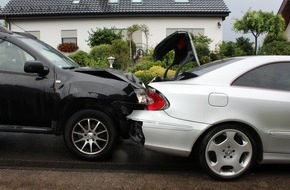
[18,37,79,69]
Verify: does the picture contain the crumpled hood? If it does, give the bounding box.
[73,67,145,89]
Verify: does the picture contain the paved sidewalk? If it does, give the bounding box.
[1,166,290,190]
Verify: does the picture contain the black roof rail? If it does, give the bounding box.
[14,32,37,39]
[0,26,13,34]
[0,26,36,39]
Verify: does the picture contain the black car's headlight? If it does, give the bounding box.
[134,89,147,105]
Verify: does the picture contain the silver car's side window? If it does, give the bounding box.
[232,62,290,91]
[0,39,35,73]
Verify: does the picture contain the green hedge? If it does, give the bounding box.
[134,65,175,85]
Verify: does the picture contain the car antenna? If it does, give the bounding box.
[0,25,13,34]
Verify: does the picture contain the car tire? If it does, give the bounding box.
[64,109,118,161]
[199,124,257,180]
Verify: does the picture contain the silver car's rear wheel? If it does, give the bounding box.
[199,125,256,180]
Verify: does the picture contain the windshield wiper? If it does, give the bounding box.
[62,66,76,69]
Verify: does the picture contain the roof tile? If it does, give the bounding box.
[1,0,230,17]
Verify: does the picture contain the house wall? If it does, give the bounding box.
[286,24,290,40]
[9,17,223,53]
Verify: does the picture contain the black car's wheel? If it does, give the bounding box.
[64,109,117,160]
[199,124,257,180]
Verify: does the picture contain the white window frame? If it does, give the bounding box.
[61,30,77,44]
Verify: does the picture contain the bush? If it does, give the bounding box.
[191,34,212,46]
[210,52,221,61]
[134,66,175,85]
[68,50,95,67]
[89,44,113,68]
[87,27,122,47]
[130,59,163,73]
[259,33,290,55]
[111,39,130,70]
[218,41,246,58]
[190,34,212,64]
[90,44,112,59]
[263,33,288,44]
[180,61,198,72]
[134,70,153,85]
[195,44,211,64]
[236,37,254,55]
[259,41,290,55]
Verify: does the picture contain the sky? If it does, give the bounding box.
[0,0,285,43]
[223,0,284,43]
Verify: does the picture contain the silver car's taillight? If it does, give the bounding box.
[146,88,169,111]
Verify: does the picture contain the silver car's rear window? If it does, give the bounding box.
[190,58,244,76]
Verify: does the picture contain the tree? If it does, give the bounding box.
[140,24,150,53]
[234,9,285,55]
[127,24,150,58]
[87,27,122,47]
[191,33,212,46]
[191,34,212,64]
[127,24,140,59]
[218,41,245,58]
[259,34,290,55]
[235,37,254,55]
[259,41,290,55]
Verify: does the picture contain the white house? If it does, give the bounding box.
[1,0,230,53]
[279,0,290,40]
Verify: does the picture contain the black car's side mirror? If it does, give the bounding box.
[24,60,49,76]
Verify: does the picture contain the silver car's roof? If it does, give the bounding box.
[183,56,290,86]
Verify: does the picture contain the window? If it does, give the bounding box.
[232,62,290,91]
[0,39,34,73]
[61,30,77,44]
[19,37,78,68]
[175,0,189,2]
[132,0,142,3]
[72,0,80,3]
[108,0,119,4]
[27,31,40,39]
[166,28,204,36]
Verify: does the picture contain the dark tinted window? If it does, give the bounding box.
[232,62,290,91]
[190,58,244,76]
[18,37,79,68]
[0,39,34,73]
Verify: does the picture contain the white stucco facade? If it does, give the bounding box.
[286,24,290,40]
[9,17,223,53]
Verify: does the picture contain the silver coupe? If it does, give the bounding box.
[128,31,290,180]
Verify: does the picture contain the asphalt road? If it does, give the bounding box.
[0,132,195,171]
[1,132,290,189]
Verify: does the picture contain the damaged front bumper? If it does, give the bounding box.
[129,121,145,146]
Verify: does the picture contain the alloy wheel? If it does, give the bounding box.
[71,118,109,155]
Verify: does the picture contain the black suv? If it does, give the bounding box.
[0,26,146,160]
